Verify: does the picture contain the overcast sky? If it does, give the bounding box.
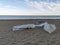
[0,0,60,15]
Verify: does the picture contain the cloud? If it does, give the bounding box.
[25,0,60,11]
[0,7,46,15]
[0,7,60,15]
[0,0,60,15]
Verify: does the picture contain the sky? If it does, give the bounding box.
[0,0,60,15]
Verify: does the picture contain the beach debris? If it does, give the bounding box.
[44,24,56,33]
[12,24,35,31]
[12,21,56,33]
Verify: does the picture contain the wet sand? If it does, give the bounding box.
[0,19,60,45]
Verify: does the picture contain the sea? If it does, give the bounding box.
[0,15,60,20]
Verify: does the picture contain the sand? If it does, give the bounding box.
[0,19,60,45]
